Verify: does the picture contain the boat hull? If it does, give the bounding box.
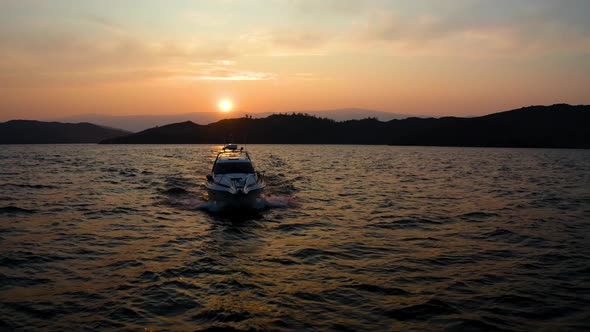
[206,187,264,208]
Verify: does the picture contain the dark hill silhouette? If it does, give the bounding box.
[0,120,130,144]
[99,104,590,148]
[54,108,420,132]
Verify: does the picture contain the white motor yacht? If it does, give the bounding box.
[205,144,266,206]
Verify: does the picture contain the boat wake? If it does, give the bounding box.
[164,194,295,213]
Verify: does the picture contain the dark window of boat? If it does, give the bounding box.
[214,162,255,174]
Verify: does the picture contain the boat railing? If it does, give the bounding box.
[213,148,251,162]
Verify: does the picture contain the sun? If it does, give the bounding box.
[218,99,233,113]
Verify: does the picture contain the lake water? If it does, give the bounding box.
[1,144,589,331]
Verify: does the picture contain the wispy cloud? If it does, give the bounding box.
[271,28,332,49]
[83,14,126,33]
[287,0,369,16]
[182,11,233,27]
[349,1,590,55]
[293,73,330,81]
[241,0,590,57]
[177,68,276,81]
[0,24,237,85]
[1,2,589,83]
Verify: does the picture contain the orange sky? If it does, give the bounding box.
[1,0,589,120]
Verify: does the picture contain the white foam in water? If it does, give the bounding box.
[168,195,295,212]
[257,195,295,209]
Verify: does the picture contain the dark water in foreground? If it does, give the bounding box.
[1,145,589,331]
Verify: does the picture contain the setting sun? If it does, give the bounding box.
[218,99,233,113]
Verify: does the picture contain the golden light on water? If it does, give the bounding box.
[218,99,233,113]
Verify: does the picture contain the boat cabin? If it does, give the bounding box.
[212,148,256,174]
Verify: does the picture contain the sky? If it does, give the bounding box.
[1,0,589,120]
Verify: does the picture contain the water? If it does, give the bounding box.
[1,144,589,331]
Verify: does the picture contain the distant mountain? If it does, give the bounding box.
[100,104,590,148]
[0,120,130,144]
[56,109,419,132]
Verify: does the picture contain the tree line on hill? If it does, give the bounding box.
[100,104,590,148]
[1,104,588,148]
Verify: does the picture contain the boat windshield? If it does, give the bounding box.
[214,162,255,174]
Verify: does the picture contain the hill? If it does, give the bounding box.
[100,104,590,148]
[0,120,130,144]
[54,109,419,132]
[99,104,590,148]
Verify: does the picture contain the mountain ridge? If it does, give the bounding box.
[0,120,130,144]
[99,104,590,148]
[52,109,422,132]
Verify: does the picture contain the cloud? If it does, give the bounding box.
[182,11,233,28]
[287,0,369,16]
[235,0,590,57]
[0,29,235,68]
[83,14,126,33]
[235,28,334,57]
[1,0,589,87]
[177,67,276,81]
[0,23,238,86]
[271,28,332,49]
[293,72,330,81]
[352,0,590,55]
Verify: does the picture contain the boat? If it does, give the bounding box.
[205,144,266,207]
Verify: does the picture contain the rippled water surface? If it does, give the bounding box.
[1,144,590,331]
